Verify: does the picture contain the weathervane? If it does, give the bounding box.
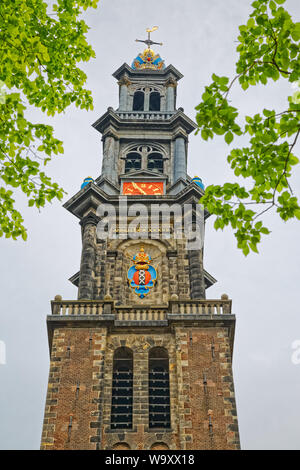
[136,26,163,50]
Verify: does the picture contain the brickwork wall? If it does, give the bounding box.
[175,327,240,450]
[40,327,107,450]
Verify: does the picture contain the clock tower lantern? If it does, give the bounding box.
[41,32,240,451]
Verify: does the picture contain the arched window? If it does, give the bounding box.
[133,91,144,111]
[149,92,161,111]
[111,347,133,430]
[147,152,164,173]
[150,442,170,450]
[149,347,170,429]
[112,442,131,450]
[125,152,141,173]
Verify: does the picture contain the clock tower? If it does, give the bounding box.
[41,32,240,450]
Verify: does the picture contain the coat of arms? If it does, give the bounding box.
[127,247,157,298]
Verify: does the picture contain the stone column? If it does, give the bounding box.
[161,254,169,303]
[101,133,116,182]
[119,85,127,111]
[188,248,206,299]
[166,83,176,111]
[94,240,106,300]
[144,88,150,112]
[141,145,148,171]
[118,77,130,111]
[78,216,97,300]
[167,252,179,296]
[174,136,186,182]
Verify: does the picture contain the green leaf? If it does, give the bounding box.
[241,82,249,91]
[242,244,250,256]
[294,209,300,220]
[249,242,259,253]
[225,131,234,145]
[291,23,300,41]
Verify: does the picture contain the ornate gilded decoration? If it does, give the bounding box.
[132,48,165,71]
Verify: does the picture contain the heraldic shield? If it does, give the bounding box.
[127,246,157,298]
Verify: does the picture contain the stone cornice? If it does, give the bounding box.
[46,313,236,356]
[92,108,197,136]
[63,181,209,221]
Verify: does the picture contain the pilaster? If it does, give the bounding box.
[78,216,98,300]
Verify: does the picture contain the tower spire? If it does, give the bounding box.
[135,26,163,49]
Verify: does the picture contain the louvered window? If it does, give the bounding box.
[111,347,133,430]
[149,347,171,429]
[133,91,144,111]
[125,152,141,173]
[147,152,164,173]
[149,92,161,111]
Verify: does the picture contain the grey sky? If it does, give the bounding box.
[0,0,299,450]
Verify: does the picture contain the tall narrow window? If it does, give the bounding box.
[133,91,144,111]
[149,347,170,429]
[125,152,141,173]
[149,92,160,111]
[111,347,133,430]
[147,152,163,173]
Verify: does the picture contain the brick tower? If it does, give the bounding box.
[41,34,240,450]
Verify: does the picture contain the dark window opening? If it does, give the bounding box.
[147,152,163,173]
[149,92,161,111]
[111,347,133,430]
[149,347,170,429]
[125,152,141,173]
[133,91,144,111]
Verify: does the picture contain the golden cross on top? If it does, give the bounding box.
[135,26,163,49]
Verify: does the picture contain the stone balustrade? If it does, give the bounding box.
[115,111,174,121]
[169,299,231,315]
[116,308,167,322]
[51,297,232,318]
[51,300,105,316]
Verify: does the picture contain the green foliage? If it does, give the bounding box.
[0,0,99,240]
[195,0,300,255]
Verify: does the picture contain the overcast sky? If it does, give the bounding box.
[0,0,299,450]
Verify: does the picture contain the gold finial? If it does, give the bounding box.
[136,26,163,50]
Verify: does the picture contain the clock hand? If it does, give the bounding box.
[132,182,147,195]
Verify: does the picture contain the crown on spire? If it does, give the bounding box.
[131,27,165,70]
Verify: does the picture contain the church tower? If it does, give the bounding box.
[41,31,240,451]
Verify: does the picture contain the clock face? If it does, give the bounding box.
[122,181,164,196]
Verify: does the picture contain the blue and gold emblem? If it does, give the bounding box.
[127,247,157,298]
[131,48,165,70]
